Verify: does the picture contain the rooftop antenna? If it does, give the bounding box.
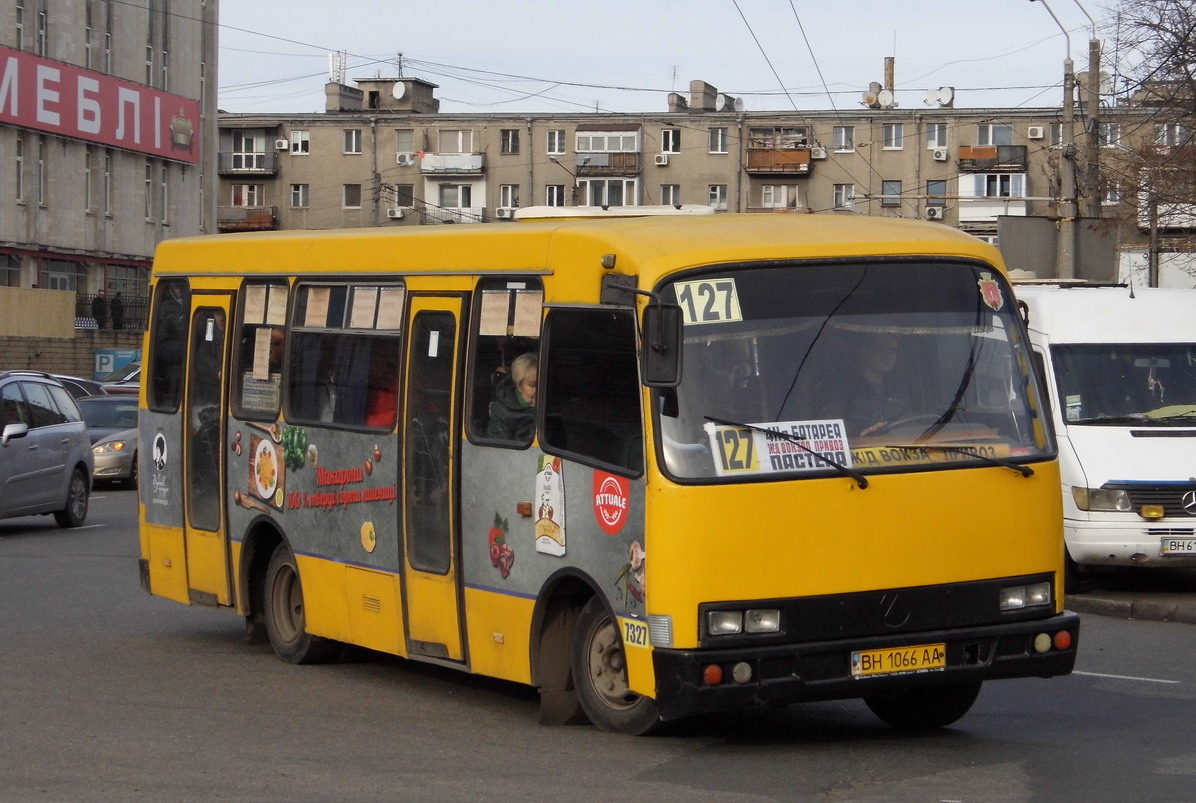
[328,50,346,84]
[395,52,405,78]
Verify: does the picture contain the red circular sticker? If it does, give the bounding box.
[592,471,630,535]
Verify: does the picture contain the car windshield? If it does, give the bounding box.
[655,260,1052,481]
[79,399,139,428]
[103,363,140,382]
[1052,343,1196,424]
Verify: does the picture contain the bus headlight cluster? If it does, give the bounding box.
[1072,486,1131,512]
[999,581,1052,611]
[707,609,781,635]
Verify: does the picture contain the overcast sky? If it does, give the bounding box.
[217,0,1116,116]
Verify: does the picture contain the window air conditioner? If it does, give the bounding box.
[1027,126,1045,140]
[495,208,515,219]
[275,139,289,150]
[396,152,416,167]
[809,146,828,160]
[925,206,945,220]
[386,208,405,219]
[654,154,670,166]
[932,148,948,161]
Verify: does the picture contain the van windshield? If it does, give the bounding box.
[1052,343,1196,425]
[655,261,1053,481]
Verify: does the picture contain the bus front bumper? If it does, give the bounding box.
[650,611,1079,721]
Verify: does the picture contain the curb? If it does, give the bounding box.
[1067,594,1196,624]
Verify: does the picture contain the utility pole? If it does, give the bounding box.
[1031,0,1077,279]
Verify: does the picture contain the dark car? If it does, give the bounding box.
[99,362,140,396]
[0,371,94,527]
[77,395,139,444]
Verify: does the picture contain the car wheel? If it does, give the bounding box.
[54,468,90,527]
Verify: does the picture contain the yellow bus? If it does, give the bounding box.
[137,210,1078,734]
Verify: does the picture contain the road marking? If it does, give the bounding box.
[1074,670,1179,685]
[73,524,106,530]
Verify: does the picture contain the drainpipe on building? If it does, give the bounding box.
[527,117,534,213]
[735,114,745,212]
[370,116,379,226]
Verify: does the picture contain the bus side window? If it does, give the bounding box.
[468,279,544,445]
[147,279,190,412]
[287,332,398,429]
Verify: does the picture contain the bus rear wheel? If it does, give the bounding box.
[570,596,660,735]
[864,681,982,729]
[263,543,338,664]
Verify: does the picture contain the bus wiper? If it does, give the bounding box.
[883,443,1034,478]
[705,415,869,489]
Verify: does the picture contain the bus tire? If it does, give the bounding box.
[53,468,90,528]
[263,543,338,664]
[864,681,982,729]
[570,595,660,735]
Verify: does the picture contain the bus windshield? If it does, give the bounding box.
[656,260,1052,480]
[1052,343,1196,425]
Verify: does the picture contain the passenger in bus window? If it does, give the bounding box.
[488,352,538,441]
[816,332,909,437]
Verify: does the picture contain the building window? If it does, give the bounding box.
[37,135,46,206]
[761,185,799,209]
[290,130,310,155]
[880,180,902,207]
[580,178,636,207]
[926,123,948,149]
[0,254,18,287]
[661,128,681,154]
[84,148,94,213]
[833,183,854,209]
[232,184,261,207]
[392,184,414,207]
[660,184,681,206]
[707,184,728,210]
[290,184,309,209]
[144,160,154,219]
[976,173,1024,198]
[145,44,154,86]
[85,23,93,69]
[343,184,362,208]
[15,2,23,50]
[547,129,566,155]
[344,129,363,154]
[500,129,520,155]
[439,184,473,209]
[439,130,473,154]
[160,163,169,224]
[927,179,948,207]
[546,185,566,206]
[575,131,638,153]
[832,126,854,151]
[1100,179,1121,205]
[161,49,169,92]
[1155,122,1191,147]
[395,128,415,153]
[882,124,904,150]
[36,6,47,55]
[499,184,520,208]
[1049,123,1063,148]
[103,150,112,215]
[104,30,111,74]
[1098,122,1121,148]
[748,127,808,148]
[231,131,264,169]
[709,127,729,154]
[14,135,23,203]
[977,123,1013,146]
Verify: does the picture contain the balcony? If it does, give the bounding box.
[424,207,486,224]
[745,147,812,176]
[575,153,642,176]
[957,145,1027,172]
[421,153,486,175]
[217,151,280,176]
[217,206,278,232]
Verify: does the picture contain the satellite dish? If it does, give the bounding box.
[877,89,894,108]
[733,97,744,112]
[938,86,955,108]
[715,93,727,111]
[391,81,406,100]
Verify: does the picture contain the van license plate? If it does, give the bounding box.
[851,643,946,678]
[1161,537,1196,555]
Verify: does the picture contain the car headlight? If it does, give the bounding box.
[707,608,781,635]
[93,440,129,454]
[1072,486,1131,512]
[999,581,1053,611]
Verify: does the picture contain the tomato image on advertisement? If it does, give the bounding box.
[488,512,514,579]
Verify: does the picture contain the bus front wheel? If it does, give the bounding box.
[570,596,660,735]
[263,543,338,664]
[864,681,982,729]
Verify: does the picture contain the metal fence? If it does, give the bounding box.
[75,293,148,332]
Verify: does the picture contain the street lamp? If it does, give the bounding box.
[1030,0,1077,279]
[548,155,590,205]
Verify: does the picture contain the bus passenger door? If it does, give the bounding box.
[183,298,233,606]
[402,297,464,661]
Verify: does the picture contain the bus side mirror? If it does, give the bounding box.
[641,303,683,388]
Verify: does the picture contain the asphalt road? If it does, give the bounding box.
[4,489,1196,801]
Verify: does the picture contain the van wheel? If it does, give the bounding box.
[570,596,660,735]
[865,681,982,729]
[263,543,338,664]
[53,468,90,528]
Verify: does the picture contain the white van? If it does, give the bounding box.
[1015,283,1196,585]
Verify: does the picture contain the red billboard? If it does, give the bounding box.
[0,46,200,164]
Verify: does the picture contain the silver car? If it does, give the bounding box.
[0,371,94,527]
[91,427,138,488]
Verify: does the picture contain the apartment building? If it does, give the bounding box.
[1,0,218,308]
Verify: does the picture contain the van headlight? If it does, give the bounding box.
[1072,486,1131,512]
[706,609,781,635]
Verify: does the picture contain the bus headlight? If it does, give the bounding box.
[707,609,781,635]
[1072,486,1131,512]
[999,581,1052,611]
